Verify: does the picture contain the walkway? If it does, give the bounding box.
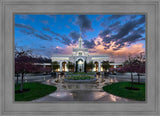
[32,77,137,102]
[32,89,135,102]
[15,73,145,102]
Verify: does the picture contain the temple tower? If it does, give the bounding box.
[78,28,83,48]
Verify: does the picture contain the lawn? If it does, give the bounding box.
[15,82,57,101]
[103,82,145,101]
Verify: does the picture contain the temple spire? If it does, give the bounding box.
[78,28,83,48]
[80,27,81,38]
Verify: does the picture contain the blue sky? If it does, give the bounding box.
[15,14,145,61]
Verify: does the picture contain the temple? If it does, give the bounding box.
[50,31,119,72]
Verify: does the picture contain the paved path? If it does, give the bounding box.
[15,74,145,102]
[32,89,135,102]
[32,77,137,102]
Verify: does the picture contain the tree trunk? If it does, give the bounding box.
[75,61,77,72]
[20,73,24,92]
[138,73,140,84]
[16,73,19,86]
[131,72,134,88]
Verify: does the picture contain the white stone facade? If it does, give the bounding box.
[51,33,110,72]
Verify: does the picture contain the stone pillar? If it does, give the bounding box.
[60,62,62,72]
[43,65,46,68]
[65,62,68,72]
[98,62,101,72]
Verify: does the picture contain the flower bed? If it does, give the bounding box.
[67,72,95,75]
[64,76,97,83]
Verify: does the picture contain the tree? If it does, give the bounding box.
[15,50,34,92]
[86,61,95,72]
[67,62,75,72]
[109,67,116,74]
[51,61,59,72]
[123,55,138,89]
[101,61,111,72]
[84,60,87,73]
[134,53,145,84]
[15,62,20,86]
[75,61,78,72]
[116,66,126,73]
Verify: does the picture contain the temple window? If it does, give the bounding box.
[79,52,82,56]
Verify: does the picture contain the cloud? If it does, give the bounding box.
[109,21,121,28]
[115,33,142,49]
[47,15,57,22]
[115,16,145,39]
[16,23,53,41]
[19,30,33,35]
[100,22,107,27]
[135,27,145,34]
[60,35,71,45]
[75,15,93,33]
[99,29,111,38]
[15,23,36,32]
[137,15,145,24]
[19,15,35,22]
[108,15,125,20]
[87,37,145,62]
[65,25,71,29]
[34,33,53,41]
[54,44,78,55]
[68,18,72,23]
[52,48,64,54]
[41,20,49,25]
[96,15,103,21]
[113,21,137,39]
[69,31,80,44]
[43,27,72,45]
[99,15,145,50]
[83,39,96,49]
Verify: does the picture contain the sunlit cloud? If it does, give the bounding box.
[87,37,145,62]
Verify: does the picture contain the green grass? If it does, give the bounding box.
[15,82,57,101]
[103,82,145,101]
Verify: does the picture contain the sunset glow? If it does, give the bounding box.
[15,14,145,62]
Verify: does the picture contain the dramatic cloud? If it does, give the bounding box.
[15,23,36,32]
[99,29,111,38]
[108,15,125,20]
[75,15,93,33]
[113,21,137,39]
[83,39,96,49]
[15,14,145,61]
[54,44,78,55]
[69,31,80,44]
[87,37,145,62]
[108,21,121,31]
[34,33,53,41]
[115,34,142,48]
[43,27,72,45]
[99,15,145,51]
[16,23,53,41]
